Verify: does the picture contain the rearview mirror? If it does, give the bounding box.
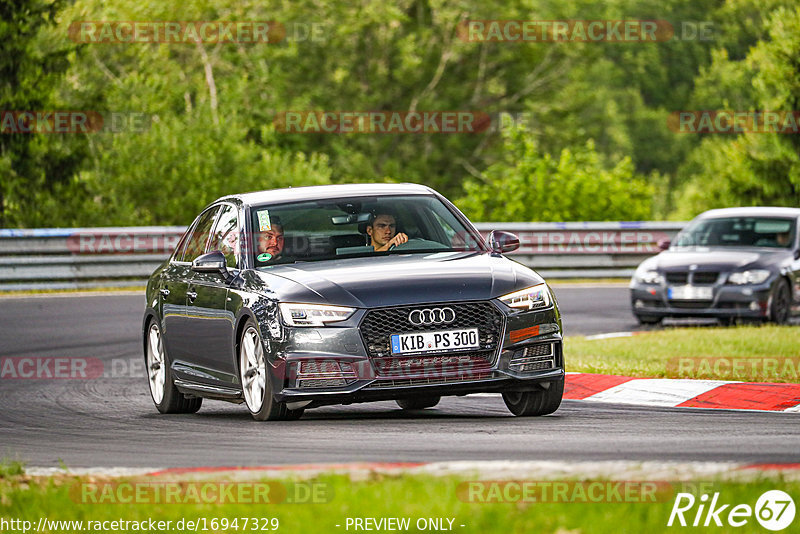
[657,239,671,251]
[488,230,520,254]
[192,250,228,274]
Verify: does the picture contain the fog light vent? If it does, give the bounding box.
[296,359,357,388]
[509,343,555,373]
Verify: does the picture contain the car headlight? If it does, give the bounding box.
[727,270,771,285]
[635,270,664,285]
[279,303,356,327]
[499,284,552,311]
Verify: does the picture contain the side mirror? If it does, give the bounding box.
[488,230,520,254]
[192,250,228,274]
[657,239,671,251]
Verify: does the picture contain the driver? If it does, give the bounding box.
[776,230,792,247]
[366,210,408,252]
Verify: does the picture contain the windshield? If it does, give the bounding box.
[673,216,796,249]
[248,194,485,266]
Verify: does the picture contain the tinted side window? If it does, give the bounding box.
[171,228,192,261]
[180,207,220,262]
[208,204,239,268]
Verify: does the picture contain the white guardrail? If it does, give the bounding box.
[0,222,686,291]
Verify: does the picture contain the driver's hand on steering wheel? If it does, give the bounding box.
[376,232,409,251]
[389,232,409,248]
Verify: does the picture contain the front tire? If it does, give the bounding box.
[239,320,303,421]
[770,279,791,324]
[634,314,662,325]
[396,396,440,410]
[145,319,202,414]
[502,379,563,416]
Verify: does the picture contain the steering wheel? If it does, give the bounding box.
[389,238,426,251]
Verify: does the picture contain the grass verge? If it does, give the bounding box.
[566,325,800,382]
[1,473,798,533]
[0,287,144,297]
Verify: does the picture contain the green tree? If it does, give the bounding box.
[0,0,83,227]
[457,127,655,221]
[673,5,800,218]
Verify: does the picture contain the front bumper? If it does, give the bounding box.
[630,279,773,319]
[266,304,564,407]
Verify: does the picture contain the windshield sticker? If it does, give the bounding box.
[257,210,272,232]
[754,221,792,233]
[257,252,272,262]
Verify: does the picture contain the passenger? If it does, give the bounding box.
[366,210,408,252]
[257,220,286,263]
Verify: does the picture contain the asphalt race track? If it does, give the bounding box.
[0,288,797,468]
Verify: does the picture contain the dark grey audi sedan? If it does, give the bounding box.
[143,184,564,420]
[630,207,800,325]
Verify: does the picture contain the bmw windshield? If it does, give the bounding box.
[673,217,796,249]
[249,195,486,266]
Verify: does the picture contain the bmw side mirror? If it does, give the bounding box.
[657,239,671,251]
[489,230,520,254]
[192,250,228,274]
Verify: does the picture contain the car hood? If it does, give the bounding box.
[253,251,543,308]
[644,248,790,271]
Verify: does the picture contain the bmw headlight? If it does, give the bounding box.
[727,270,771,285]
[499,284,552,311]
[635,270,664,285]
[279,303,356,327]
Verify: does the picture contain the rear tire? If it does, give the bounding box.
[239,320,303,421]
[770,279,791,325]
[502,379,563,416]
[396,396,440,410]
[145,319,202,414]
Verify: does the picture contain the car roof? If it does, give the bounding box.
[218,183,437,207]
[697,207,800,220]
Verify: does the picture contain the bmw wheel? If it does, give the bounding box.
[145,319,202,414]
[239,320,303,421]
[502,379,563,416]
[770,279,791,324]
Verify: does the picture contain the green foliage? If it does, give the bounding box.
[0,0,85,227]
[458,127,655,221]
[0,458,25,478]
[674,5,800,218]
[4,0,798,226]
[69,120,333,226]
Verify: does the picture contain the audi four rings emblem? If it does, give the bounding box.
[408,307,456,325]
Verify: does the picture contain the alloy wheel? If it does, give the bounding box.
[146,323,166,405]
[240,325,266,413]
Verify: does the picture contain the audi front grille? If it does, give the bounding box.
[359,302,505,378]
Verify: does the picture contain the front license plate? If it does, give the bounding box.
[668,285,713,300]
[390,328,479,354]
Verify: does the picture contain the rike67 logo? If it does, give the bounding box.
[668,490,795,530]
